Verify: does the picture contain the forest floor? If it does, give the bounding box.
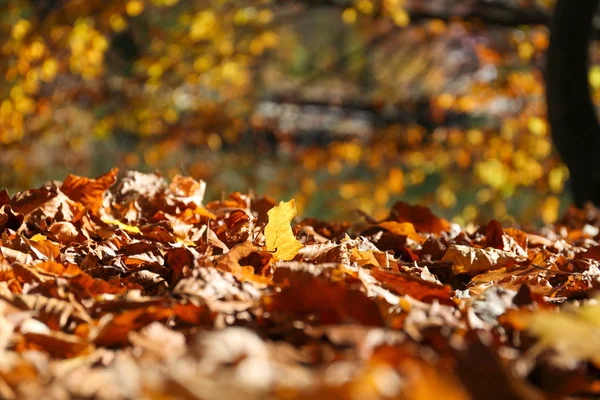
[0,168,597,399]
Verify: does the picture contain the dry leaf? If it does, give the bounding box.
[1,170,599,399]
[369,268,452,303]
[442,244,525,273]
[61,168,118,214]
[378,221,425,244]
[386,201,450,234]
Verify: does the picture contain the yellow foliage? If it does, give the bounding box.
[30,233,47,242]
[342,8,358,24]
[591,66,600,90]
[475,159,510,190]
[11,19,31,41]
[548,166,569,194]
[41,59,59,82]
[126,0,145,17]
[109,14,128,32]
[528,117,547,136]
[390,8,410,27]
[435,185,457,209]
[541,196,560,224]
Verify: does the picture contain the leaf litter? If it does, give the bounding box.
[0,169,599,399]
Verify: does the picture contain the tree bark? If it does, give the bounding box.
[546,0,600,206]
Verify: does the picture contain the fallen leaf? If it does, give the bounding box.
[264,199,303,261]
[369,268,452,303]
[0,205,23,233]
[378,221,425,244]
[386,201,450,234]
[100,216,141,234]
[442,244,524,273]
[92,307,174,347]
[61,168,118,214]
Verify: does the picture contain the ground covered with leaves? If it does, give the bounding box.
[1,168,600,399]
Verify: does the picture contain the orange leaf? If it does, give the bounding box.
[378,221,425,243]
[61,168,118,213]
[93,307,173,347]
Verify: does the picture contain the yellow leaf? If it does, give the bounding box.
[265,199,303,261]
[192,206,216,219]
[591,65,600,90]
[30,233,47,242]
[126,0,144,16]
[175,237,196,247]
[100,217,141,234]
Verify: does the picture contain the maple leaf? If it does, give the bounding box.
[264,199,303,261]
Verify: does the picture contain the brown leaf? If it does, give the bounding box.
[251,195,277,225]
[168,175,206,207]
[0,189,10,206]
[8,293,92,329]
[370,268,452,303]
[456,336,544,400]
[485,220,505,249]
[0,205,23,233]
[48,221,82,244]
[10,187,56,216]
[386,201,450,234]
[19,319,92,358]
[575,245,600,261]
[442,244,524,273]
[92,307,174,347]
[172,302,213,325]
[165,247,196,285]
[270,266,383,326]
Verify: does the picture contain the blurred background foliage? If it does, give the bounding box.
[0,0,579,226]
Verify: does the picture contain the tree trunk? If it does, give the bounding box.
[546,0,600,206]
